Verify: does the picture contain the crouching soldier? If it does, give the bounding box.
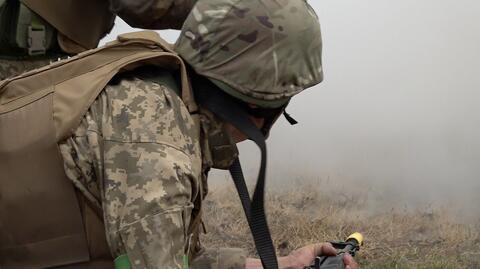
[0,0,359,268]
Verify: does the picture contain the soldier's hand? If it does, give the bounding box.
[286,243,359,269]
[245,243,359,269]
[343,252,359,269]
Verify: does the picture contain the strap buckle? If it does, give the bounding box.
[27,25,46,56]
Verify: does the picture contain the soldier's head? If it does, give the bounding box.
[175,0,323,140]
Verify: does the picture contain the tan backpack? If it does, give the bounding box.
[0,31,197,269]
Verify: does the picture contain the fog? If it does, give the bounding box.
[103,1,480,218]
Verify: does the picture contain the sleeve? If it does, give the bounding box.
[61,72,249,268]
[103,140,195,268]
[108,0,196,29]
[191,248,247,269]
[97,75,201,268]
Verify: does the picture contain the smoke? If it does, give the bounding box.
[104,0,480,220]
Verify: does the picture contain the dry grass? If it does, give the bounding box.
[201,180,480,268]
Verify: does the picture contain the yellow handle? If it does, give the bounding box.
[347,232,364,246]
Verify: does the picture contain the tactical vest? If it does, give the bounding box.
[0,31,200,269]
[21,0,115,51]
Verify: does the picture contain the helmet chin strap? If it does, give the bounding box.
[193,74,279,269]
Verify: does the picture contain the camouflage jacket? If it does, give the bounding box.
[57,67,246,269]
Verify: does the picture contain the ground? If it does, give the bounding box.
[201,180,480,269]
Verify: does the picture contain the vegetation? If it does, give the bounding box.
[201,180,480,268]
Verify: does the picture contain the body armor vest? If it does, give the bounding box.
[21,0,115,50]
[0,31,199,269]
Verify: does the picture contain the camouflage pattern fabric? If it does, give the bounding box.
[59,70,246,269]
[175,0,323,108]
[109,0,197,29]
[0,58,54,80]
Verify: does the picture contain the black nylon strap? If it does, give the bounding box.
[193,75,278,269]
[283,110,299,125]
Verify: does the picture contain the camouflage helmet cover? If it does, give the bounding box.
[174,0,323,108]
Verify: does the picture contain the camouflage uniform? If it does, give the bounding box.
[58,69,246,269]
[0,58,54,80]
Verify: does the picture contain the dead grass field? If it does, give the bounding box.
[201,180,480,268]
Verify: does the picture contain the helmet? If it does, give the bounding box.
[175,0,323,108]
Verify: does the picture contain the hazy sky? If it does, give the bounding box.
[103,1,480,216]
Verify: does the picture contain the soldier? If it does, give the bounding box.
[0,0,360,269]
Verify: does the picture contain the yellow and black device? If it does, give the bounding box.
[305,232,364,269]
